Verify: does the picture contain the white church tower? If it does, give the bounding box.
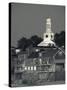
[38,18,55,47]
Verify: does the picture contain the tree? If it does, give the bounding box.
[17,37,27,50]
[30,35,43,47]
[54,31,65,47]
[17,35,43,50]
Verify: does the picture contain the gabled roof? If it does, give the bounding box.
[40,48,58,57]
[53,49,65,60]
[28,47,58,58]
[28,46,65,59]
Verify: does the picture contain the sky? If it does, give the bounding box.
[11,3,65,47]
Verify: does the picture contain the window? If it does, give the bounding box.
[42,57,49,64]
[28,66,30,70]
[35,60,39,64]
[25,66,27,70]
[34,66,36,71]
[39,58,42,64]
[35,49,39,52]
[31,66,33,70]
[39,53,42,57]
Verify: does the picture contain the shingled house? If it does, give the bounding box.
[13,45,65,86]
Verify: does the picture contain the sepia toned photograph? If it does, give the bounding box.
[9,3,65,87]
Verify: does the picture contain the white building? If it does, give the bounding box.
[38,18,55,47]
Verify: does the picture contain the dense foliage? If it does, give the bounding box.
[17,31,65,50]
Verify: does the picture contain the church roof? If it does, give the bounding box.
[38,39,55,47]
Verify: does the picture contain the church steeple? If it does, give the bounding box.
[38,18,55,47]
[44,18,54,41]
[46,18,51,33]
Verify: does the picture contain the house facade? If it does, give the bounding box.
[13,46,65,85]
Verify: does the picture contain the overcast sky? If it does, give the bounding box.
[11,3,65,47]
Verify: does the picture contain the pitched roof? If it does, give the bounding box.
[40,48,58,57]
[38,40,55,47]
[28,47,58,58]
[28,46,65,59]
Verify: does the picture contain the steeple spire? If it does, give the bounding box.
[46,18,51,33]
[43,17,54,41]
